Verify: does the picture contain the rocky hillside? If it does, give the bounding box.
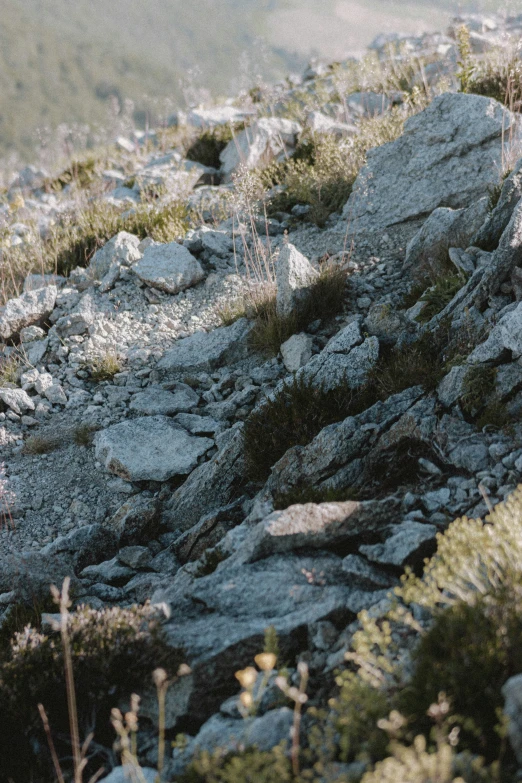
[3,11,522,783]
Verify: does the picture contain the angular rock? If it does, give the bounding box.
[133,242,204,294]
[404,199,488,277]
[0,387,35,415]
[276,243,318,318]
[89,231,141,279]
[302,336,379,391]
[325,318,363,353]
[306,111,357,137]
[220,118,301,182]
[44,383,67,405]
[502,674,522,764]
[341,554,395,590]
[359,521,437,569]
[189,707,293,755]
[174,413,222,435]
[174,498,246,563]
[158,319,251,375]
[162,425,244,532]
[94,416,213,482]
[0,286,57,341]
[105,494,160,546]
[473,158,522,250]
[437,365,468,407]
[117,545,153,569]
[80,557,135,586]
[232,500,397,565]
[343,93,517,230]
[130,385,199,415]
[280,333,313,372]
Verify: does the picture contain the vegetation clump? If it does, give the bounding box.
[416,275,464,323]
[88,351,122,382]
[186,124,239,169]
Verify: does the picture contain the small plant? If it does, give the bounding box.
[194,545,228,578]
[0,353,21,385]
[88,352,121,382]
[456,25,474,93]
[249,263,347,357]
[416,275,464,323]
[44,155,99,192]
[23,434,61,455]
[72,423,98,447]
[460,364,497,416]
[217,298,247,326]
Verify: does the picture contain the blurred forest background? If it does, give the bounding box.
[0,0,514,161]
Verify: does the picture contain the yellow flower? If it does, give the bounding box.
[255,652,277,672]
[235,666,257,688]
[240,691,254,709]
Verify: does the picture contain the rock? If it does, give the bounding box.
[100,767,156,783]
[437,365,468,407]
[359,521,437,569]
[0,388,35,415]
[89,231,141,279]
[117,545,153,569]
[105,495,160,546]
[232,500,397,565]
[23,274,65,292]
[94,416,213,482]
[174,413,222,435]
[341,554,394,589]
[306,111,357,137]
[364,304,406,343]
[34,373,53,394]
[496,363,522,399]
[19,325,45,342]
[325,318,363,353]
[302,336,379,391]
[346,91,392,117]
[174,498,246,563]
[80,557,135,585]
[162,425,244,532]
[502,674,522,764]
[54,293,96,337]
[44,383,67,405]
[0,286,57,341]
[130,385,199,415]
[132,242,205,294]
[498,302,522,357]
[187,105,255,128]
[448,439,490,473]
[220,118,302,182]
[158,319,251,375]
[280,333,313,371]
[404,199,488,277]
[189,707,293,755]
[343,93,517,230]
[275,243,318,318]
[473,158,522,250]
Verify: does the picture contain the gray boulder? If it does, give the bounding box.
[95,416,213,482]
[132,242,204,294]
[0,387,35,415]
[220,118,301,182]
[0,285,57,341]
[276,243,318,318]
[158,319,251,375]
[162,425,244,532]
[104,494,160,546]
[89,231,141,279]
[343,93,517,230]
[280,333,313,371]
[473,158,522,250]
[359,521,437,569]
[404,199,488,277]
[130,385,199,415]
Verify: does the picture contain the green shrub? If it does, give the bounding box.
[456,25,474,93]
[88,351,122,382]
[179,744,292,783]
[44,155,99,192]
[0,602,182,782]
[416,275,464,323]
[186,125,237,169]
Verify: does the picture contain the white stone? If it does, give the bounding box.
[95,416,214,482]
[0,286,57,341]
[129,385,200,415]
[133,242,205,294]
[275,243,318,317]
[220,118,302,182]
[34,373,53,394]
[0,387,35,415]
[89,231,141,279]
[44,384,67,405]
[280,333,313,372]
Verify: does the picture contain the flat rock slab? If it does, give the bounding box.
[158,319,251,374]
[0,285,57,341]
[343,92,517,231]
[133,242,204,294]
[130,385,199,415]
[95,416,213,482]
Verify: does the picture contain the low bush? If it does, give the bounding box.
[22,434,61,455]
[416,275,464,323]
[0,602,182,782]
[88,351,122,382]
[43,155,99,192]
[186,124,239,169]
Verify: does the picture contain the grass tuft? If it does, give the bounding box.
[415,274,464,323]
[72,423,99,447]
[22,435,61,455]
[88,352,122,382]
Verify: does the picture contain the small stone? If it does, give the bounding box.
[275,243,318,318]
[133,242,205,294]
[118,546,153,570]
[0,387,35,415]
[280,333,313,372]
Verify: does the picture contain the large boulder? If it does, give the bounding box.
[94,416,213,482]
[343,93,517,230]
[132,242,204,294]
[158,319,251,375]
[220,118,302,182]
[0,285,56,341]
